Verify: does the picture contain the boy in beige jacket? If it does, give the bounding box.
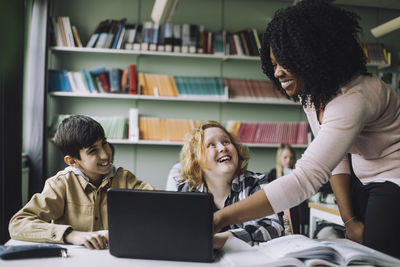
[9,115,154,249]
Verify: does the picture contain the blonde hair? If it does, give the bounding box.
[180,121,250,190]
[276,144,296,177]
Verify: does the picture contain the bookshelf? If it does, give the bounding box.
[46,0,396,189]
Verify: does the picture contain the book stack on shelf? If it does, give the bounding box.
[50,16,82,47]
[172,76,225,98]
[86,18,128,49]
[361,42,390,66]
[54,17,262,57]
[226,121,309,145]
[49,69,298,103]
[224,78,286,100]
[138,117,201,142]
[50,114,128,140]
[48,64,137,94]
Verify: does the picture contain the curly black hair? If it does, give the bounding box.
[260,0,369,109]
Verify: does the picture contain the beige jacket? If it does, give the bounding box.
[9,166,154,243]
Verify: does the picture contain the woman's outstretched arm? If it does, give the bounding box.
[214,190,274,233]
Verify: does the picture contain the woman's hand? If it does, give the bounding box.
[213,210,224,234]
[213,232,233,249]
[345,218,364,244]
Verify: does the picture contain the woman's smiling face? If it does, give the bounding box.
[270,48,304,97]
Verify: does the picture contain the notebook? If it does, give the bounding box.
[107,188,216,262]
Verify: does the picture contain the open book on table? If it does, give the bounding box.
[221,234,400,267]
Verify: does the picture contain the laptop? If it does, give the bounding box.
[107,188,217,262]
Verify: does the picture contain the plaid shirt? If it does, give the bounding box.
[177,170,284,246]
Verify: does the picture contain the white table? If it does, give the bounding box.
[308,201,343,238]
[2,239,224,267]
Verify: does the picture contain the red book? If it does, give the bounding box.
[98,72,110,92]
[229,33,237,55]
[128,64,137,94]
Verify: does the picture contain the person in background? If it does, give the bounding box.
[213,0,400,258]
[178,121,284,249]
[267,144,297,182]
[9,115,154,249]
[267,144,309,235]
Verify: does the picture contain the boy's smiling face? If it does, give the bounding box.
[70,138,113,184]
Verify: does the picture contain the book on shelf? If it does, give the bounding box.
[181,24,190,53]
[227,121,308,145]
[50,16,77,47]
[157,24,166,52]
[96,116,128,139]
[51,115,128,140]
[163,23,174,52]
[223,78,285,100]
[172,76,225,98]
[252,28,261,53]
[109,68,122,92]
[188,24,199,53]
[238,31,250,56]
[71,25,82,47]
[123,24,137,50]
[50,17,63,47]
[128,64,138,94]
[141,21,153,51]
[120,68,128,93]
[221,234,400,267]
[132,24,143,51]
[197,25,205,53]
[60,17,74,47]
[173,24,182,53]
[128,108,139,141]
[103,20,118,48]
[138,73,178,97]
[112,18,127,49]
[86,19,109,48]
[80,69,97,93]
[94,20,112,48]
[213,30,225,56]
[362,42,388,65]
[139,117,201,141]
[149,22,160,51]
[48,69,71,92]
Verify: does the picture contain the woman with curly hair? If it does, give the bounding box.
[214,0,400,258]
[178,121,284,249]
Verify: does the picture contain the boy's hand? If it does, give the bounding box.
[65,230,109,249]
[213,231,233,249]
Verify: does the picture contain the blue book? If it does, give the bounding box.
[90,67,107,76]
[215,77,225,95]
[109,68,122,92]
[48,70,71,92]
[60,70,72,92]
[80,69,96,93]
[112,18,127,49]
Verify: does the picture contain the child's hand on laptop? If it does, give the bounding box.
[213,232,233,249]
[65,230,109,250]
